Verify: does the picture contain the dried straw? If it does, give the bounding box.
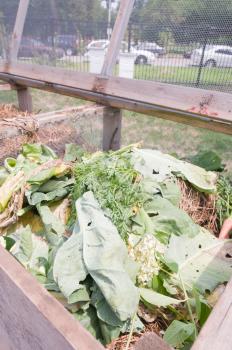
[178,179,219,235]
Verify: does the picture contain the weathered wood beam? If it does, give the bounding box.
[101,0,135,76]
[103,107,122,151]
[9,0,30,61]
[191,278,232,350]
[8,0,32,112]
[17,87,32,112]
[0,62,231,134]
[0,245,105,350]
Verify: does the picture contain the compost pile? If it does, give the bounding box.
[0,143,232,349]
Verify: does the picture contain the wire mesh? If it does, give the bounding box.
[0,0,232,93]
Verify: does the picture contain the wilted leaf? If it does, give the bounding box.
[164,230,232,293]
[133,149,217,193]
[78,191,140,321]
[164,320,195,348]
[53,226,87,298]
[140,288,182,307]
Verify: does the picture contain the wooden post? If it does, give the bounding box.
[9,0,32,112]
[17,87,32,112]
[101,0,135,77]
[0,245,105,350]
[101,0,134,151]
[103,107,122,151]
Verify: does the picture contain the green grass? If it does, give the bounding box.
[134,65,232,88]
[121,110,232,177]
[0,89,85,113]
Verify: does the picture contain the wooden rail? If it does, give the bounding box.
[0,61,231,135]
[192,278,232,350]
[0,244,104,350]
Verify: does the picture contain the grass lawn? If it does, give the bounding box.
[134,65,232,89]
[1,86,231,177]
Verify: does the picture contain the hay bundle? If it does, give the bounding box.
[178,179,218,235]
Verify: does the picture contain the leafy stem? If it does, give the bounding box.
[125,312,137,350]
[179,272,198,340]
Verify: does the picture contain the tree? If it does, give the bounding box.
[0,0,107,38]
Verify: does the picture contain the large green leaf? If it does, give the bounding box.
[53,225,88,298]
[164,230,232,293]
[91,284,123,327]
[11,226,48,275]
[22,143,57,163]
[73,306,103,341]
[187,150,224,172]
[140,288,181,307]
[146,196,199,242]
[78,191,140,322]
[132,195,199,244]
[133,149,217,193]
[37,205,65,238]
[164,320,195,348]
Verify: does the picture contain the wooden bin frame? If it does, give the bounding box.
[0,0,232,349]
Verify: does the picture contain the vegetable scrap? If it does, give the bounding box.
[0,143,232,349]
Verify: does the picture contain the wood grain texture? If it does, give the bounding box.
[191,278,232,350]
[9,0,30,60]
[103,107,122,150]
[0,245,105,350]
[133,333,173,350]
[17,87,33,112]
[0,62,231,134]
[101,0,135,76]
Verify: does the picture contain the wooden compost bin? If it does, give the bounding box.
[0,104,232,350]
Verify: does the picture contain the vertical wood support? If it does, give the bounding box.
[101,0,134,151]
[9,0,32,112]
[101,0,135,77]
[17,87,32,112]
[103,107,122,151]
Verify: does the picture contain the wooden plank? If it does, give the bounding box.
[0,62,231,134]
[1,62,231,123]
[101,0,135,76]
[9,0,30,61]
[191,278,232,350]
[9,0,32,112]
[0,245,105,350]
[17,87,33,112]
[103,107,122,150]
[0,70,231,135]
[134,333,173,350]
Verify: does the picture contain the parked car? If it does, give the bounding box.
[136,42,165,56]
[85,40,157,64]
[191,45,232,67]
[19,38,64,59]
[47,35,79,56]
[183,45,214,59]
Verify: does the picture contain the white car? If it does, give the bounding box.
[191,45,232,67]
[85,40,157,64]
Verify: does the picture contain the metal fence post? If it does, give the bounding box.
[196,35,208,87]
